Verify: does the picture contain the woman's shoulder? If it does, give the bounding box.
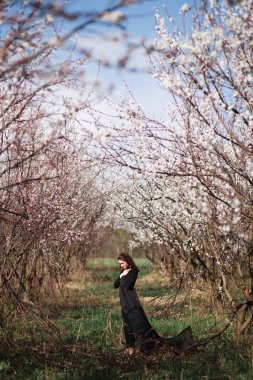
[129,267,138,275]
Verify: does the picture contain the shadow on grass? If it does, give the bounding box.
[1,334,252,380]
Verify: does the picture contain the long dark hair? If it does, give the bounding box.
[117,252,140,272]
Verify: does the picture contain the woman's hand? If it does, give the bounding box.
[120,268,131,278]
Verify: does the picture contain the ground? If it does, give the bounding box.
[0,258,252,379]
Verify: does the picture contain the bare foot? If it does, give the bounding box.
[124,347,135,355]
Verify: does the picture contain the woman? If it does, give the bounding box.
[114,253,195,355]
[114,253,163,355]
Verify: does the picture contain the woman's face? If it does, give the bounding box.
[118,259,129,271]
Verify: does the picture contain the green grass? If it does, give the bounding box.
[1,257,253,379]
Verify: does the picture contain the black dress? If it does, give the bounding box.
[114,268,195,353]
[114,268,161,349]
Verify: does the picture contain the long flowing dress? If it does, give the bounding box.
[114,267,195,353]
[114,268,162,350]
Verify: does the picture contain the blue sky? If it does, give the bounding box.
[58,0,198,118]
[64,0,196,37]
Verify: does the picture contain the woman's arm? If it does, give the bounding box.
[114,277,120,289]
[123,269,138,290]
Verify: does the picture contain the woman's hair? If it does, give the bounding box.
[117,252,140,272]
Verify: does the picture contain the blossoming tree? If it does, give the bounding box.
[91,0,253,334]
[0,0,133,336]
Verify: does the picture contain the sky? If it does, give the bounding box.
[57,0,199,119]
